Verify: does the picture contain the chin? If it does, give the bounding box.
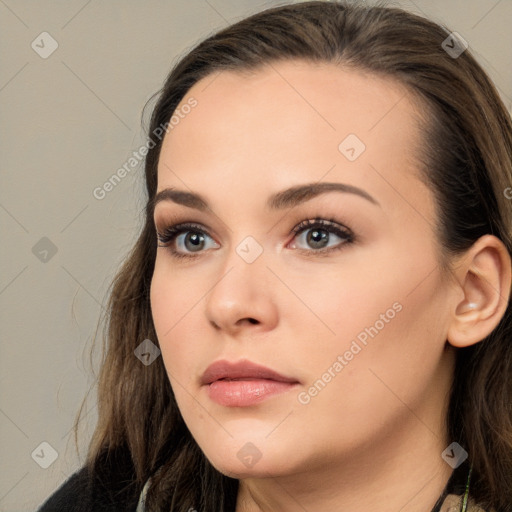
[207,454,291,480]
[193,434,300,480]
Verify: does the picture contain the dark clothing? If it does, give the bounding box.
[37,466,140,512]
[37,450,141,512]
[38,460,474,512]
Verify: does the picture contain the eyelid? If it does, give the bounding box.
[289,217,352,236]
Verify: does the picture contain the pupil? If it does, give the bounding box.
[308,229,328,248]
[186,232,203,251]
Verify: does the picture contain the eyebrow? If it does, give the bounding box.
[151,182,380,213]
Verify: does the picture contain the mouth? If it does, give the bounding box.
[201,359,300,407]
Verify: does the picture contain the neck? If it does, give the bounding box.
[235,414,454,512]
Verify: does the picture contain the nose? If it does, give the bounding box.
[204,242,279,335]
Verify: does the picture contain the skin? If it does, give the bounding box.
[149,60,511,512]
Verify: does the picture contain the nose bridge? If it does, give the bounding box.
[211,233,268,299]
[204,231,276,329]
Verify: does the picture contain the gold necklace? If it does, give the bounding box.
[430,465,472,512]
[460,466,472,512]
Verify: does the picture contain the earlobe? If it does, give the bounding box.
[447,235,511,349]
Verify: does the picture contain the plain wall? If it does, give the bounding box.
[1,1,510,510]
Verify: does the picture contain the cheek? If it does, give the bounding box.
[150,265,201,381]
[290,242,449,416]
[279,246,409,365]
[298,267,449,439]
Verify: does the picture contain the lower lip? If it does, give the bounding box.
[205,379,298,407]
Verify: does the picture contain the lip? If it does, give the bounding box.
[201,359,298,385]
[201,359,300,407]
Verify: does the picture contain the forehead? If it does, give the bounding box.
[167,60,421,138]
[157,60,427,213]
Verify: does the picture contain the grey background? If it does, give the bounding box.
[1,1,511,510]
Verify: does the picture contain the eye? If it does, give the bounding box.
[288,218,354,254]
[156,222,219,259]
[156,217,354,260]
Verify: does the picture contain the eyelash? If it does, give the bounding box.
[156,218,355,260]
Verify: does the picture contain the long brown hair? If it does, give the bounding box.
[79,2,512,510]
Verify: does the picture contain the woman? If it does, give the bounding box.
[38,1,512,511]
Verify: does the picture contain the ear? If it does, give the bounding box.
[447,234,511,348]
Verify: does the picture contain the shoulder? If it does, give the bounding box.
[37,465,141,512]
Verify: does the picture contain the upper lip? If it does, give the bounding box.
[201,359,299,385]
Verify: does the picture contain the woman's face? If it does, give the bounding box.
[150,60,457,479]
